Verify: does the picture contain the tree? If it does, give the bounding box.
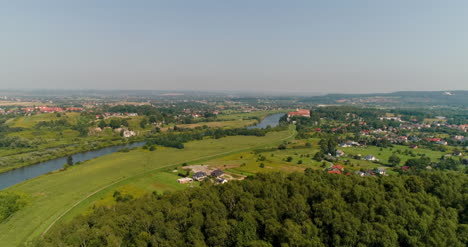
[109,119,121,129]
[140,118,148,128]
[67,156,73,166]
[121,119,129,127]
[98,120,106,129]
[388,154,401,166]
[313,151,325,161]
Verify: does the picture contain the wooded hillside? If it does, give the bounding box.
[39,170,468,247]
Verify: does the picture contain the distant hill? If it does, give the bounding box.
[300,91,468,107]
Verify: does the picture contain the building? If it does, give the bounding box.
[177,177,193,184]
[363,155,377,161]
[288,109,310,118]
[336,150,345,157]
[65,107,85,112]
[436,140,448,145]
[375,168,387,175]
[211,169,224,177]
[331,164,344,171]
[192,172,207,181]
[123,130,136,138]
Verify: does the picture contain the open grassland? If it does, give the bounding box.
[342,144,447,165]
[0,127,295,246]
[7,112,81,128]
[178,119,257,129]
[217,110,287,121]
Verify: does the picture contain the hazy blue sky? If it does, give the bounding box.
[1,1,467,93]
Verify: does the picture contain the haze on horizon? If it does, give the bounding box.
[1,1,468,94]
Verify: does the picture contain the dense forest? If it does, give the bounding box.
[39,170,468,246]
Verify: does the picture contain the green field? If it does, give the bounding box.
[216,110,286,121]
[0,127,295,246]
[193,137,453,177]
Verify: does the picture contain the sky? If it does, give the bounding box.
[1,0,468,94]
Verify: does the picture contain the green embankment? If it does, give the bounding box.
[0,126,295,246]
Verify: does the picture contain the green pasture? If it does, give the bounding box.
[217,110,286,121]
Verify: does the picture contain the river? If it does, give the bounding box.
[247,113,285,129]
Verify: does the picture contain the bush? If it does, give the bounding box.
[0,192,29,223]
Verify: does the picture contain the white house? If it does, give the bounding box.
[363,155,377,161]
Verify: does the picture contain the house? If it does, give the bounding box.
[327,170,342,175]
[453,136,465,141]
[192,172,207,181]
[354,171,366,177]
[436,140,448,145]
[331,164,344,171]
[375,167,386,175]
[123,130,136,138]
[410,144,419,149]
[217,177,228,184]
[336,150,345,157]
[453,150,463,156]
[397,136,408,143]
[363,155,377,161]
[339,143,351,148]
[177,177,193,184]
[211,169,224,177]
